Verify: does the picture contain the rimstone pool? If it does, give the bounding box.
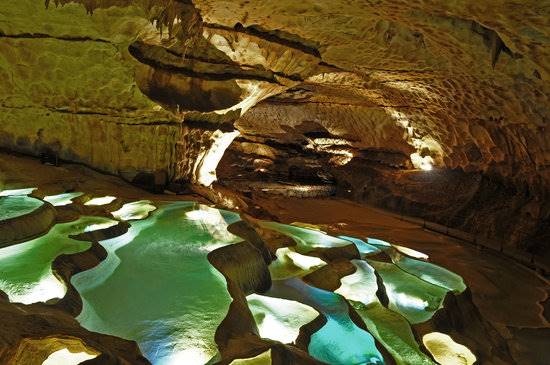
[0,195,44,221]
[0,188,477,365]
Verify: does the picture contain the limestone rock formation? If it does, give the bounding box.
[0,0,548,259]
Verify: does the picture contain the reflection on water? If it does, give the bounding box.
[0,187,37,196]
[0,216,118,304]
[72,202,242,365]
[111,200,156,221]
[335,260,378,305]
[393,244,429,260]
[369,260,449,324]
[84,196,116,206]
[0,195,43,220]
[356,302,436,365]
[258,221,351,253]
[269,247,327,280]
[266,278,384,365]
[339,235,381,256]
[247,293,319,344]
[336,261,435,364]
[0,195,473,365]
[261,225,470,364]
[389,251,466,293]
[423,332,476,365]
[43,192,83,206]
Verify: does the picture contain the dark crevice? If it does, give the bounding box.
[1,103,148,116]
[129,42,285,83]
[164,45,305,81]
[0,104,180,125]
[261,99,423,109]
[0,31,111,44]
[469,20,518,67]
[204,22,322,58]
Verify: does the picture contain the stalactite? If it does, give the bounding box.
[45,0,203,55]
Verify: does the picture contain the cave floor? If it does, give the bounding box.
[1,152,549,364]
[254,195,550,364]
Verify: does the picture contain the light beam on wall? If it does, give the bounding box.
[42,348,98,365]
[410,153,433,171]
[193,129,240,187]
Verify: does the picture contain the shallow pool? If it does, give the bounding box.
[0,195,44,221]
[267,278,384,365]
[368,260,449,324]
[0,195,472,365]
[0,216,117,304]
[72,202,242,365]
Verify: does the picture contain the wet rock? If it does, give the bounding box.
[0,198,56,247]
[414,288,515,364]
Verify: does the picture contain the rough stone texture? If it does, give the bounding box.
[2,0,547,184]
[1,153,548,364]
[0,0,180,180]
[196,0,549,186]
[194,0,549,257]
[0,0,548,254]
[0,0,318,182]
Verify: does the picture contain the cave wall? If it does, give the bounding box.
[0,0,548,254]
[202,0,549,187]
[200,0,549,258]
[1,0,548,183]
[0,0,327,183]
[0,1,182,179]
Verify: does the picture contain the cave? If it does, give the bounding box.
[0,1,548,364]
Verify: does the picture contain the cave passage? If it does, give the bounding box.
[0,0,548,363]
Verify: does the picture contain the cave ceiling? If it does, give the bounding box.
[0,0,548,186]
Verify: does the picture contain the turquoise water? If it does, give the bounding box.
[43,192,83,206]
[335,259,379,305]
[338,235,381,256]
[259,221,351,253]
[0,196,43,220]
[247,293,319,344]
[268,278,384,365]
[354,302,436,365]
[268,247,327,280]
[336,261,436,364]
[0,187,36,196]
[368,260,449,324]
[0,193,470,365]
[0,216,117,304]
[367,237,392,248]
[71,202,242,365]
[111,200,156,221]
[389,252,466,293]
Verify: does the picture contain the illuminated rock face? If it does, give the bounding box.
[197,0,549,182]
[0,0,313,184]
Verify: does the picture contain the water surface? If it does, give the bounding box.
[0,195,43,220]
[72,202,242,365]
[0,216,116,304]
